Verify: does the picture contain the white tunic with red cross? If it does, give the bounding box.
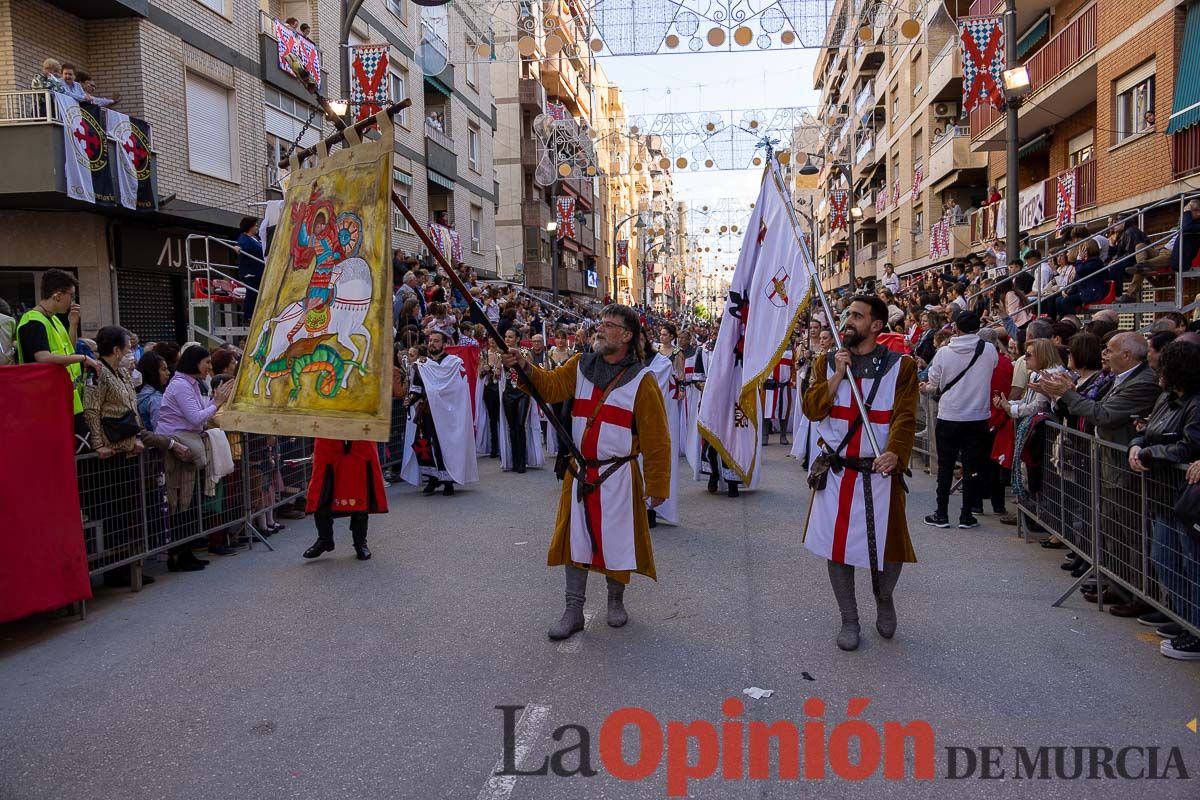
[804,356,901,569]
[762,354,794,422]
[568,365,652,571]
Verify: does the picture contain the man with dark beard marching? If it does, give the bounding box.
[400,330,478,495]
[803,295,918,651]
[501,305,671,640]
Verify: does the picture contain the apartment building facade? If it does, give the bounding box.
[808,0,1199,289]
[0,0,496,343]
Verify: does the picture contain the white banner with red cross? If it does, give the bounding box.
[274,18,321,80]
[911,163,924,201]
[616,239,629,265]
[350,44,389,122]
[876,185,888,213]
[891,178,901,207]
[556,196,576,239]
[829,191,848,231]
[959,16,1005,113]
[1056,172,1076,232]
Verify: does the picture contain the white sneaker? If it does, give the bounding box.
[1160,633,1200,660]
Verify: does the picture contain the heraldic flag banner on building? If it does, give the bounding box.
[697,156,815,485]
[219,115,396,442]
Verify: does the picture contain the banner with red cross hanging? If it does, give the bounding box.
[616,239,629,265]
[911,163,924,201]
[556,196,576,239]
[350,44,390,123]
[960,16,1005,113]
[891,178,901,207]
[274,18,322,80]
[546,101,568,122]
[876,184,888,213]
[829,190,849,231]
[1056,172,1076,232]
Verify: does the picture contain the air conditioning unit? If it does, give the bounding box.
[934,102,959,120]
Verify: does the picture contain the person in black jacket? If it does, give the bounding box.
[1056,240,1109,316]
[1129,340,1200,659]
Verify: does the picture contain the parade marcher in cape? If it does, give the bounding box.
[477,337,502,458]
[761,347,794,447]
[303,438,388,561]
[803,295,918,652]
[676,329,698,458]
[499,327,544,473]
[501,304,671,640]
[401,330,478,495]
[683,332,708,479]
[642,329,681,528]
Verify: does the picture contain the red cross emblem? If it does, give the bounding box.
[412,437,432,461]
[826,387,893,563]
[572,385,635,570]
[73,120,102,161]
[961,22,1005,112]
[123,134,149,171]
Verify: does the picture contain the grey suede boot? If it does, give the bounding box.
[827,560,860,651]
[548,565,588,640]
[606,577,628,627]
[875,562,903,639]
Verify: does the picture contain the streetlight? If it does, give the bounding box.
[546,220,560,300]
[1001,12,1032,268]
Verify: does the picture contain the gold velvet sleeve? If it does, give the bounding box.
[886,357,919,469]
[520,353,581,405]
[802,354,833,421]
[634,374,672,499]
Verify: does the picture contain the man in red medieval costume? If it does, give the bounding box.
[302,438,388,561]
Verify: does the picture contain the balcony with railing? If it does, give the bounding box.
[1046,157,1097,216]
[928,124,986,185]
[0,90,159,210]
[971,3,1097,148]
[258,11,327,96]
[927,40,961,100]
[1173,125,1200,178]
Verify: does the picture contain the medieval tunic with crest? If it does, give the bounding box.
[521,353,671,584]
[802,350,918,567]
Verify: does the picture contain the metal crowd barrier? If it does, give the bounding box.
[1018,421,1198,636]
[77,407,409,590]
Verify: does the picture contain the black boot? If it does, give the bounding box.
[761,419,771,446]
[606,576,628,627]
[303,538,334,559]
[875,562,902,639]
[548,566,588,640]
[350,514,370,560]
[707,471,719,494]
[647,508,657,528]
[727,481,740,498]
[422,477,440,495]
[442,482,455,496]
[827,561,860,651]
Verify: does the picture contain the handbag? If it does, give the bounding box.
[101,410,141,442]
[1174,481,1200,543]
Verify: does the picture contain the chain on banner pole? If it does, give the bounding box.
[278,63,590,472]
[766,157,882,458]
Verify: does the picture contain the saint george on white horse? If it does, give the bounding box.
[251,256,373,397]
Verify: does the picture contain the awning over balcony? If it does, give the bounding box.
[424,75,452,98]
[1016,14,1050,60]
[1018,131,1050,158]
[1168,3,1200,135]
[428,170,455,190]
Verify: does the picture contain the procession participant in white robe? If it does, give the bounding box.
[675,330,698,458]
[400,331,478,496]
[683,337,708,480]
[543,329,574,463]
[792,327,834,467]
[643,335,681,528]
[802,296,917,653]
[501,304,670,640]
[760,350,795,446]
[498,328,545,473]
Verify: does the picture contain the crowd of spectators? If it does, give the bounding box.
[31,57,119,107]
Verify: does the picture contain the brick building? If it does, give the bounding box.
[0,0,496,343]
[807,0,1200,291]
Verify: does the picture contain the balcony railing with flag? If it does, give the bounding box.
[1173,124,1200,178]
[1046,157,1097,219]
[970,3,1097,140]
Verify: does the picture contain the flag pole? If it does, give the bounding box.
[764,151,882,458]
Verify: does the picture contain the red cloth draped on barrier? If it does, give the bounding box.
[0,365,91,622]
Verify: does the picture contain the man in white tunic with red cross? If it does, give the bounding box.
[803,295,918,652]
[761,351,794,446]
[502,305,671,641]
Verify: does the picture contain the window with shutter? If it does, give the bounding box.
[186,73,235,181]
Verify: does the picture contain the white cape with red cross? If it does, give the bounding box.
[804,358,901,568]
[400,354,479,486]
[568,365,652,571]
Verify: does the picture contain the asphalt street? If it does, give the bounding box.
[2,444,1198,800]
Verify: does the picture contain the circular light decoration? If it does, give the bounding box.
[749,119,760,129]
[731,224,739,233]
[704,158,714,168]
[781,30,796,45]
[676,157,688,169]
[545,34,564,55]
[630,125,639,135]
[707,27,726,47]
[752,156,763,166]
[777,151,791,165]
[659,157,671,170]
[590,38,604,52]
[859,25,873,43]
[704,228,710,233]
[517,36,537,56]
[665,34,680,49]
[706,122,716,131]
[586,165,597,176]
[750,202,756,209]
[719,225,728,233]
[734,26,754,47]
[634,161,643,171]
[702,205,709,211]
[900,18,922,39]
[476,42,492,58]
[558,163,573,177]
